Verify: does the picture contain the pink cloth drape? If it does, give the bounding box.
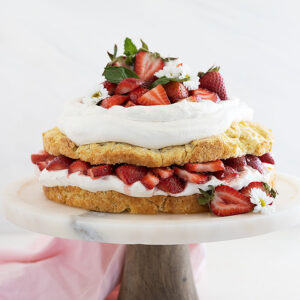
[0,236,206,300]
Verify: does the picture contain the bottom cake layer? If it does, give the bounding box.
[43,169,276,214]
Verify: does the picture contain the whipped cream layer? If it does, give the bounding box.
[57,98,253,149]
[39,165,273,198]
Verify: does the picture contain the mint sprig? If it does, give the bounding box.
[151,76,189,88]
[198,186,215,205]
[124,37,138,56]
[103,66,139,84]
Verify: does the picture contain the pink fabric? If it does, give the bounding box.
[0,236,206,300]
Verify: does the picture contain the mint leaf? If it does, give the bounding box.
[140,39,149,51]
[151,76,189,88]
[152,76,171,87]
[124,37,138,56]
[103,66,139,83]
[125,55,135,66]
[198,186,215,205]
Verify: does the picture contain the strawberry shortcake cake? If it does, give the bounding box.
[31,38,277,216]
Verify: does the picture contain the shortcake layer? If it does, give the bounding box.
[42,166,276,214]
[43,121,273,168]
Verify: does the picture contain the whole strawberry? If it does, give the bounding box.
[199,66,228,100]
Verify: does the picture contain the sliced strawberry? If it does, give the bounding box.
[102,81,117,95]
[124,100,136,107]
[157,175,185,194]
[210,185,253,216]
[37,161,48,171]
[173,167,209,184]
[68,160,91,175]
[191,88,219,102]
[87,165,114,179]
[116,165,147,185]
[46,155,73,171]
[240,182,266,198]
[141,171,160,190]
[246,155,264,173]
[213,166,238,181]
[164,81,189,103]
[129,87,149,103]
[137,84,170,106]
[199,67,227,100]
[179,96,199,102]
[184,160,224,173]
[240,181,277,198]
[134,51,164,81]
[101,95,128,109]
[223,156,246,172]
[115,78,144,94]
[31,151,51,164]
[152,167,174,179]
[259,153,275,165]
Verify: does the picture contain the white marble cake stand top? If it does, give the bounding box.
[2,173,300,245]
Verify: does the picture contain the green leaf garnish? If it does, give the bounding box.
[198,186,215,205]
[262,182,278,198]
[163,57,178,62]
[107,44,118,61]
[140,39,149,51]
[151,76,189,88]
[103,66,139,83]
[124,37,138,56]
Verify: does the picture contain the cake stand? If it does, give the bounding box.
[3,172,300,300]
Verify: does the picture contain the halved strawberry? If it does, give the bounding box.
[173,167,209,184]
[46,155,73,171]
[37,161,48,171]
[223,156,246,171]
[141,171,160,190]
[259,153,275,165]
[213,166,238,181]
[210,185,253,216]
[199,67,228,100]
[137,84,170,106]
[134,51,164,81]
[101,95,128,109]
[102,81,117,95]
[31,151,51,164]
[129,87,149,103]
[157,175,186,194]
[164,81,189,103]
[115,78,144,94]
[124,100,136,107]
[184,160,224,173]
[152,167,174,179]
[240,181,277,198]
[246,155,264,173]
[87,165,114,179]
[68,160,91,175]
[191,88,219,102]
[116,165,147,185]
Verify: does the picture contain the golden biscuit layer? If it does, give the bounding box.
[43,169,276,214]
[43,121,273,167]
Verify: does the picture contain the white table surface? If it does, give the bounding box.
[1,0,300,299]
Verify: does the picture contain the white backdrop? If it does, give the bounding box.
[0,0,300,298]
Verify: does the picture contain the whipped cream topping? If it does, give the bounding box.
[39,164,273,198]
[57,98,253,149]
